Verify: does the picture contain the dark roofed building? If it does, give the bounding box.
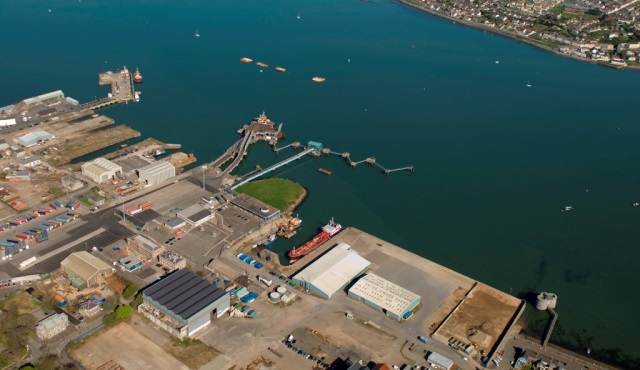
[138,269,230,338]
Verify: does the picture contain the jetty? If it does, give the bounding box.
[79,66,137,111]
[272,142,414,176]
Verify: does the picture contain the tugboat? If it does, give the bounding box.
[133,68,143,84]
[153,149,166,158]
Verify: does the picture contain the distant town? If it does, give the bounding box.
[0,69,617,370]
[402,0,640,68]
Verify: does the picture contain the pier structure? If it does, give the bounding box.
[79,66,136,111]
[232,146,314,189]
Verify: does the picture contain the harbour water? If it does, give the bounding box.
[3,0,640,364]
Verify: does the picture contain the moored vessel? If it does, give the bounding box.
[133,68,143,84]
[256,62,268,68]
[288,218,341,259]
[312,77,326,83]
[153,149,167,158]
[263,233,276,246]
[275,67,286,73]
[240,57,253,63]
[317,168,332,175]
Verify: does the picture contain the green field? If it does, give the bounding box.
[235,178,305,212]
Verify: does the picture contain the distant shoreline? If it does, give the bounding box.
[395,0,640,71]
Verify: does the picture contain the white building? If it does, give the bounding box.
[348,273,421,321]
[36,313,69,340]
[137,160,176,186]
[19,156,41,168]
[81,157,122,183]
[177,204,214,227]
[291,243,371,299]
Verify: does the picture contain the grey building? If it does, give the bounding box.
[16,131,55,147]
[177,204,213,227]
[138,269,230,338]
[137,161,175,186]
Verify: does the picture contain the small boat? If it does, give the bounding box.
[48,9,52,14]
[562,206,573,212]
[120,144,128,148]
[275,67,286,73]
[312,77,326,83]
[256,62,268,68]
[133,68,143,84]
[240,57,253,63]
[317,168,332,175]
[526,80,532,88]
[134,91,140,102]
[153,149,167,158]
[195,30,200,38]
[633,203,639,207]
[263,233,276,246]
[495,60,500,64]
[297,13,301,19]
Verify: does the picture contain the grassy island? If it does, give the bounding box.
[235,178,306,212]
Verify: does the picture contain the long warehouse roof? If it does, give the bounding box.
[143,269,226,320]
[348,273,420,317]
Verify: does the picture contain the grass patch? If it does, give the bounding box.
[235,178,305,212]
[49,186,65,197]
[1,292,38,315]
[78,196,93,207]
[164,338,219,369]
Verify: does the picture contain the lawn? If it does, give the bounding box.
[235,178,305,212]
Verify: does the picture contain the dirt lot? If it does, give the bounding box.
[435,283,521,354]
[70,322,191,370]
[48,125,140,166]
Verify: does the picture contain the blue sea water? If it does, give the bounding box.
[2,0,640,363]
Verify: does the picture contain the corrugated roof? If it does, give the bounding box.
[427,352,454,369]
[348,273,420,318]
[293,243,370,298]
[139,160,175,175]
[17,131,54,146]
[143,269,227,321]
[61,251,112,282]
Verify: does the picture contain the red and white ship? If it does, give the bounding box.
[288,218,342,260]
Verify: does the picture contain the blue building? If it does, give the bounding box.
[348,273,421,322]
[138,269,229,338]
[119,255,143,271]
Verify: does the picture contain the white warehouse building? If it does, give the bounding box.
[137,160,175,186]
[347,273,421,321]
[81,158,122,183]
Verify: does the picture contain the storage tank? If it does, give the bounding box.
[276,286,287,295]
[269,292,281,303]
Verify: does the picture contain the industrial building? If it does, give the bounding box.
[136,160,176,186]
[164,216,186,230]
[426,352,453,370]
[347,273,421,321]
[292,243,371,299]
[61,175,84,191]
[81,158,123,183]
[16,130,55,147]
[16,90,65,110]
[19,156,41,168]
[126,234,165,261]
[230,193,280,221]
[177,204,213,227]
[60,251,113,287]
[158,251,187,270]
[138,269,230,338]
[36,313,69,340]
[119,255,143,271]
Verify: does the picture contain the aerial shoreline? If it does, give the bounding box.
[395,0,640,71]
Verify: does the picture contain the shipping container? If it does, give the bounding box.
[6,239,20,244]
[71,203,80,210]
[49,203,57,210]
[140,202,152,210]
[130,208,143,215]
